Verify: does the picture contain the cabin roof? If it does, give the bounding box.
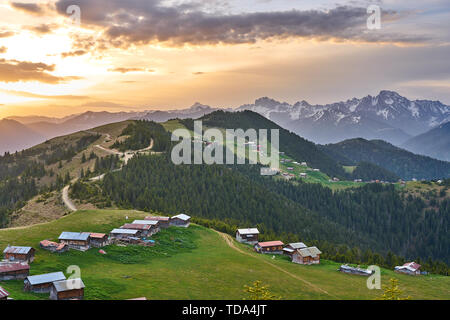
[145,216,169,221]
[296,246,322,258]
[110,228,139,235]
[132,220,159,226]
[257,241,284,247]
[89,233,107,239]
[26,272,66,285]
[121,224,151,230]
[58,232,90,241]
[53,278,85,292]
[171,214,191,221]
[0,262,30,273]
[3,246,33,255]
[403,262,421,271]
[237,228,260,235]
[0,286,9,299]
[288,242,307,249]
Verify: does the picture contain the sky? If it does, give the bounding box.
[0,0,449,118]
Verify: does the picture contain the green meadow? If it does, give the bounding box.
[1,209,449,300]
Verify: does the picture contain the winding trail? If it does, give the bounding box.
[62,185,77,212]
[214,231,339,299]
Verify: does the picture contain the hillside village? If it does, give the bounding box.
[0,118,448,300]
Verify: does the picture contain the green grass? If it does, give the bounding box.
[0,209,449,300]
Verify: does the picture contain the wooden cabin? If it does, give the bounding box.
[89,233,109,248]
[0,262,30,280]
[3,246,35,263]
[0,286,9,300]
[169,214,191,227]
[110,228,140,241]
[394,262,421,275]
[49,278,85,300]
[58,232,91,251]
[122,224,152,237]
[40,240,69,253]
[291,246,322,265]
[145,216,170,228]
[254,241,284,254]
[339,265,373,276]
[283,242,307,256]
[132,220,161,235]
[24,272,66,293]
[236,228,260,245]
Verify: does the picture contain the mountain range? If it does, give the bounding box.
[1,91,449,163]
[238,90,450,146]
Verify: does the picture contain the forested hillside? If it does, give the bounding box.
[200,111,348,179]
[320,138,450,180]
[99,153,449,273]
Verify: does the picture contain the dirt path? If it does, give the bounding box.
[215,231,338,299]
[62,185,77,212]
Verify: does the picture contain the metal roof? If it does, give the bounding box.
[132,220,159,226]
[3,246,33,255]
[288,242,307,249]
[237,228,260,235]
[121,224,151,230]
[26,272,66,286]
[0,286,9,299]
[145,216,169,221]
[283,248,295,253]
[58,232,90,241]
[89,233,107,239]
[297,246,322,258]
[53,278,85,292]
[257,241,284,247]
[110,228,139,235]
[171,214,191,221]
[0,262,30,273]
[403,262,421,271]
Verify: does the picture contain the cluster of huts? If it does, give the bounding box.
[0,213,191,300]
[0,246,83,300]
[236,228,322,265]
[337,261,423,277]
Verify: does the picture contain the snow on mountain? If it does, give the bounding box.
[237,90,450,145]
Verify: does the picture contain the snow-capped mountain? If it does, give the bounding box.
[237,91,450,145]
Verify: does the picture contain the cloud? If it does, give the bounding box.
[193,72,205,75]
[0,47,7,54]
[0,31,15,38]
[24,23,58,35]
[61,50,87,58]
[108,67,154,73]
[10,2,48,15]
[54,1,425,48]
[0,88,90,100]
[0,58,82,84]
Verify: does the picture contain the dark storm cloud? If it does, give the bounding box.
[54,0,422,48]
[0,59,81,84]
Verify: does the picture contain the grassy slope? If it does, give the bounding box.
[0,209,448,300]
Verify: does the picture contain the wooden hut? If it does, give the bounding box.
[0,262,30,280]
[110,228,140,241]
[394,262,421,275]
[236,228,259,245]
[283,242,307,256]
[169,214,191,227]
[89,233,109,248]
[24,272,66,293]
[254,241,284,254]
[49,278,85,300]
[132,220,160,235]
[145,216,170,228]
[3,246,35,263]
[123,224,155,237]
[58,232,91,251]
[39,240,69,253]
[0,286,9,300]
[291,246,322,265]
